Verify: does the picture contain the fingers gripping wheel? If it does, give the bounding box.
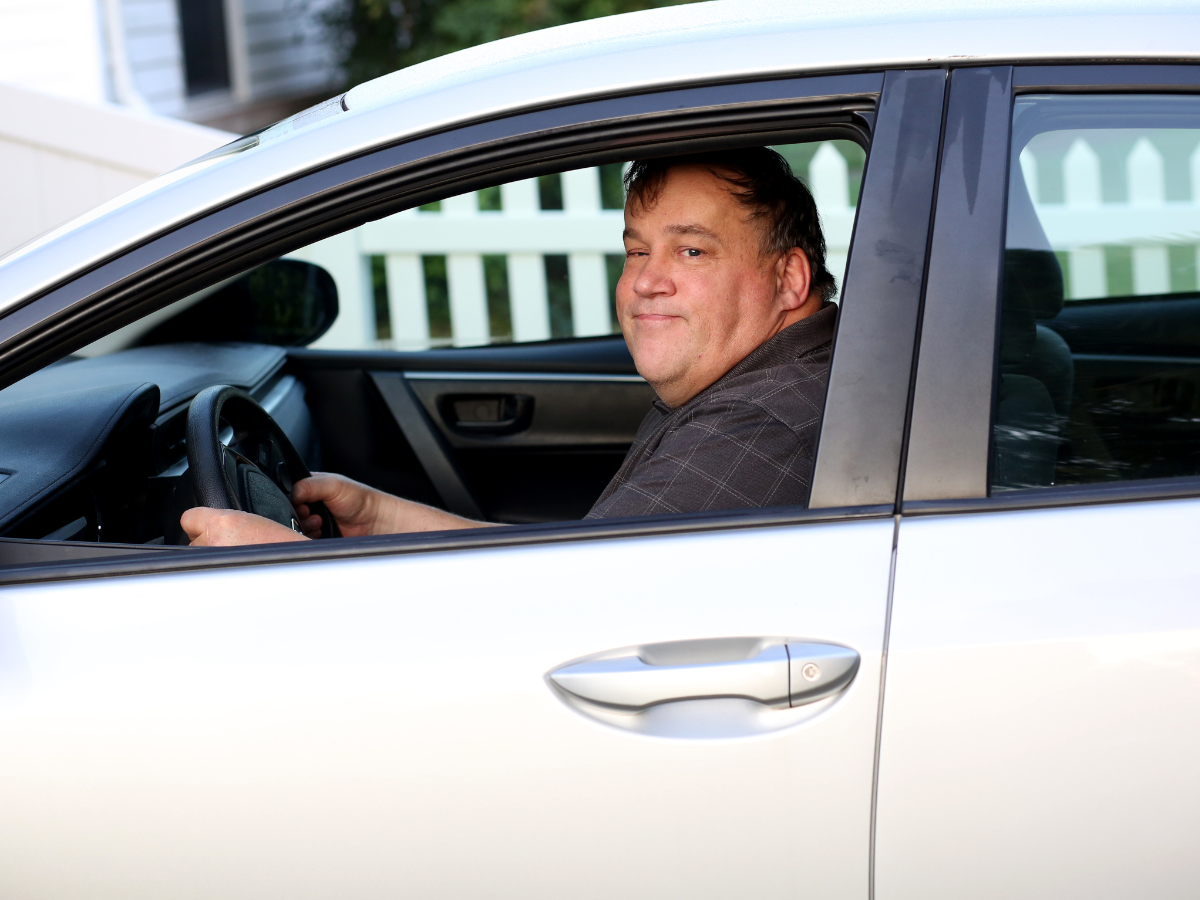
[179,385,339,543]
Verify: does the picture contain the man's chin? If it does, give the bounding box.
[628,318,688,347]
[631,352,689,391]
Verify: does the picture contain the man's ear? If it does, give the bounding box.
[775,247,813,311]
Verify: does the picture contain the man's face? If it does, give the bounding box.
[617,164,817,407]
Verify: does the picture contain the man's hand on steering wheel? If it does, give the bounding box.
[291,473,385,538]
[181,473,375,545]
[294,473,496,535]
[182,472,495,546]
[292,473,492,536]
[182,507,310,546]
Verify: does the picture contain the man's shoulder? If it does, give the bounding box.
[708,346,832,398]
[588,314,835,520]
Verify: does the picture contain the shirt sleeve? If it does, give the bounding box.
[586,399,817,519]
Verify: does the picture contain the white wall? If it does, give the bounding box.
[0,0,337,126]
[120,0,188,115]
[241,0,337,101]
[0,82,233,257]
[0,0,108,103]
[115,0,337,118]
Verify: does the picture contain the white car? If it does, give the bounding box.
[0,1,1198,897]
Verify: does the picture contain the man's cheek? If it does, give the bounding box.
[614,299,635,342]
[614,275,637,315]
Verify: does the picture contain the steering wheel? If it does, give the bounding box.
[170,384,339,545]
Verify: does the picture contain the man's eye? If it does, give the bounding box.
[684,248,704,258]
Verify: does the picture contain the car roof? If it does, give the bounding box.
[2,0,1199,316]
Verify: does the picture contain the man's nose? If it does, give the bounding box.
[633,250,674,297]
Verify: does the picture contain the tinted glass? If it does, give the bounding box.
[993,95,1200,490]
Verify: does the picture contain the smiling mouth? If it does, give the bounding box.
[634,313,682,322]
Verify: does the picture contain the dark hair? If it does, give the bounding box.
[623,147,836,302]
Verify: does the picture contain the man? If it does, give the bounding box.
[183,146,838,546]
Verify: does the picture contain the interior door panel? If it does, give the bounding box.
[289,338,654,523]
[405,373,654,449]
[408,371,654,522]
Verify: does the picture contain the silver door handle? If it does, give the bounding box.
[548,639,859,711]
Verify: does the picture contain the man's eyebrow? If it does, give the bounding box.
[665,223,721,241]
[622,224,722,242]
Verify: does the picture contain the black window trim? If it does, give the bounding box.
[1013,64,1200,94]
[902,65,1015,506]
[811,67,947,510]
[0,67,949,580]
[902,62,1200,517]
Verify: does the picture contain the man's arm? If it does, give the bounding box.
[586,400,817,519]
[182,473,492,546]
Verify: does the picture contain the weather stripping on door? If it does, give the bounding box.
[547,637,859,739]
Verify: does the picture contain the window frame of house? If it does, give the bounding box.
[177,0,233,97]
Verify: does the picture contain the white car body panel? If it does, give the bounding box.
[2,1,1199,312]
[0,520,893,898]
[877,499,1200,898]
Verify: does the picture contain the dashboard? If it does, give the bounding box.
[0,343,318,547]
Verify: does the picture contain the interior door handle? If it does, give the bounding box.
[548,639,859,711]
[440,393,533,435]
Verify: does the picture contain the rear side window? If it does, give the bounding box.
[993,94,1200,490]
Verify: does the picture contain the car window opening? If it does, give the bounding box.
[0,138,866,553]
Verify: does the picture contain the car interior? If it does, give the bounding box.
[0,138,864,558]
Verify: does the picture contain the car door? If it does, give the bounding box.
[0,70,944,898]
[876,65,1200,898]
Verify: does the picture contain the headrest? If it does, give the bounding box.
[1006,249,1064,319]
[1000,249,1065,366]
[1004,149,1064,328]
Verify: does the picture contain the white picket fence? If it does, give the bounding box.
[293,143,858,351]
[290,134,1200,350]
[1021,134,1200,299]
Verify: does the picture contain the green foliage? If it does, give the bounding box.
[537,173,563,211]
[422,255,452,341]
[599,162,625,210]
[320,0,699,90]
[370,254,390,339]
[477,184,502,211]
[543,254,572,338]
[483,254,513,339]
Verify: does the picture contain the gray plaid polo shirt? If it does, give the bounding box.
[587,303,837,519]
